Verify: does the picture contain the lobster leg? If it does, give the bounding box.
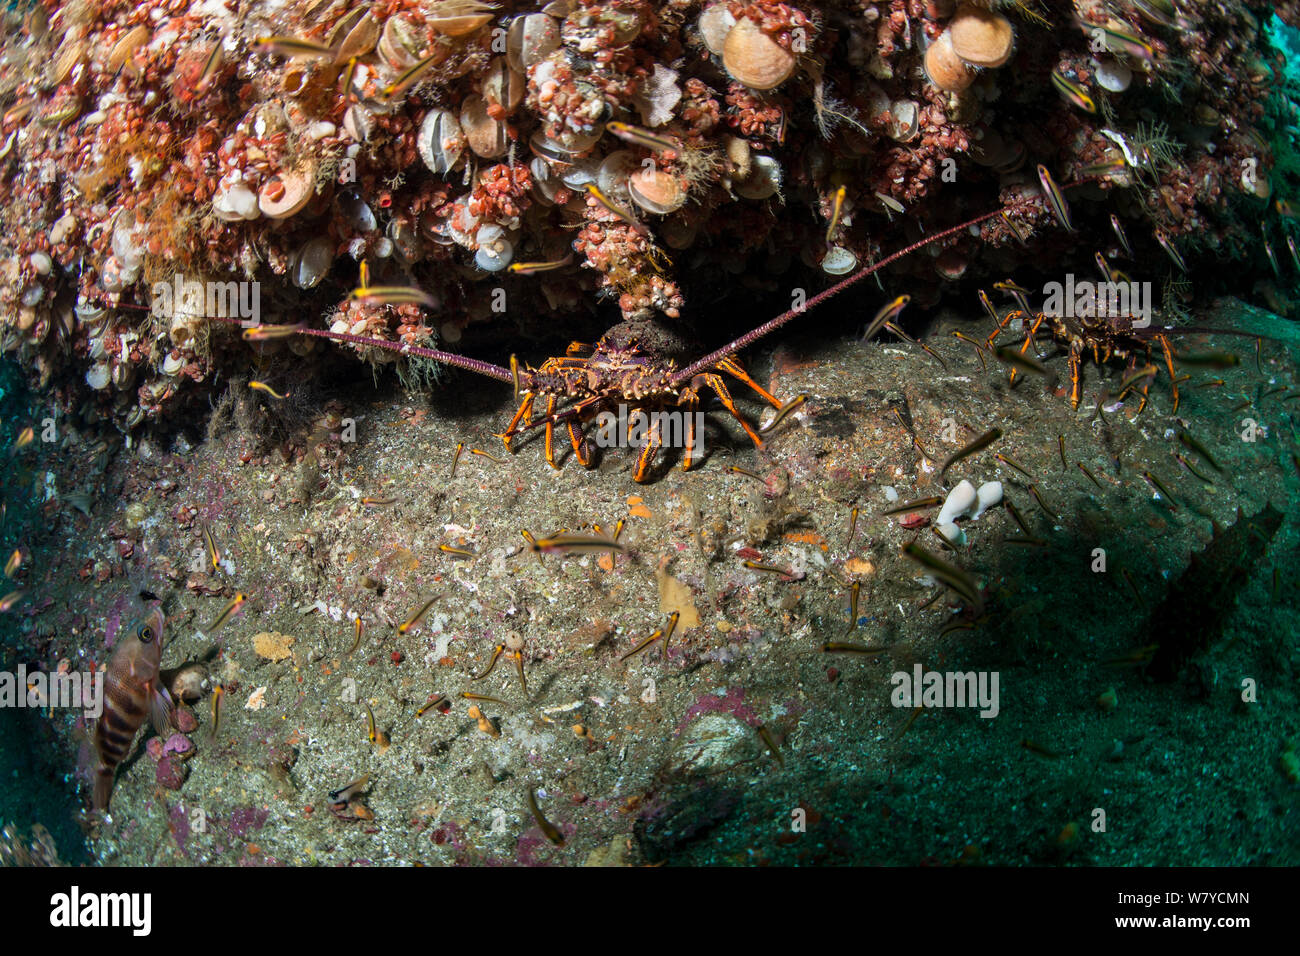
[1156,334,1179,414]
[543,395,561,470]
[681,397,699,471]
[496,392,536,451]
[715,358,783,409]
[987,309,1021,349]
[633,415,663,483]
[701,373,764,447]
[1068,340,1084,410]
[566,417,592,468]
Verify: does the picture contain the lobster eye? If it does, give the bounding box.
[137,625,154,643]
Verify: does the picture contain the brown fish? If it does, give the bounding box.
[92,608,176,810]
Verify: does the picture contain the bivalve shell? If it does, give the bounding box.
[949,5,1015,69]
[886,100,920,143]
[722,17,795,91]
[698,4,737,55]
[627,168,686,215]
[822,246,858,275]
[460,95,507,158]
[292,236,335,289]
[378,14,424,69]
[924,31,974,92]
[507,14,560,72]
[482,58,525,113]
[85,362,111,391]
[258,165,316,220]
[735,154,782,200]
[418,108,464,174]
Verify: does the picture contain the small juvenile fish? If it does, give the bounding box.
[660,610,680,658]
[999,211,1028,246]
[728,465,765,481]
[881,495,944,516]
[821,642,887,655]
[1110,214,1133,257]
[977,289,1001,325]
[1028,483,1058,521]
[348,616,363,655]
[249,380,288,400]
[761,394,807,434]
[1037,165,1075,232]
[451,441,464,476]
[525,788,566,847]
[1140,470,1179,510]
[994,453,1034,481]
[757,725,784,767]
[1287,236,1300,274]
[206,593,246,633]
[470,448,504,463]
[605,121,679,154]
[863,295,910,341]
[825,185,847,246]
[1154,228,1186,271]
[583,183,650,238]
[1094,251,1117,284]
[1004,500,1034,537]
[350,284,437,309]
[471,644,505,680]
[1051,69,1096,113]
[1077,462,1104,490]
[197,39,224,91]
[361,496,397,506]
[1097,24,1155,61]
[243,322,305,340]
[438,543,476,559]
[995,344,1051,381]
[255,36,336,59]
[0,590,25,612]
[1115,365,1158,399]
[901,543,983,615]
[398,596,437,634]
[513,647,528,697]
[382,50,440,99]
[1021,738,1064,759]
[508,254,574,275]
[416,695,447,717]
[461,691,509,706]
[1176,429,1222,472]
[1057,435,1067,471]
[4,549,20,578]
[209,681,224,741]
[1175,453,1214,485]
[339,55,359,102]
[328,774,370,805]
[883,321,947,371]
[1103,644,1158,668]
[1263,238,1281,280]
[846,580,861,632]
[363,701,376,743]
[743,559,798,578]
[846,507,859,548]
[531,534,624,555]
[1278,199,1300,221]
[618,628,663,662]
[1174,351,1238,369]
[939,427,1003,482]
[14,427,34,450]
[1080,158,1129,179]
[201,523,221,571]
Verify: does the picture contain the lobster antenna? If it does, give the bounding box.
[291,326,515,384]
[201,313,518,385]
[670,208,1003,386]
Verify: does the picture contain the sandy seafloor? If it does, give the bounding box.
[1,296,1298,867]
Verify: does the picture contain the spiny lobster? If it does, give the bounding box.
[283,212,1004,481]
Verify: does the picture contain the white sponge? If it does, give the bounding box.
[936,480,977,526]
[971,480,1003,519]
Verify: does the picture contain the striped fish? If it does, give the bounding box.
[92,607,176,810]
